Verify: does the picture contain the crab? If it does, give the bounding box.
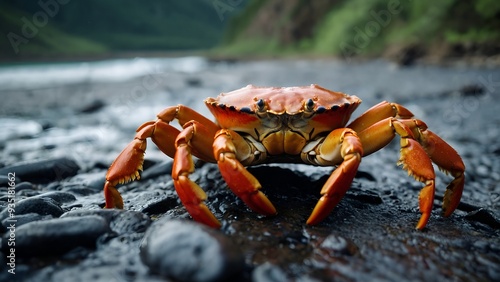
[103,84,465,230]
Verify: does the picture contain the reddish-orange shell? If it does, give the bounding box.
[205,84,360,114]
[204,84,361,132]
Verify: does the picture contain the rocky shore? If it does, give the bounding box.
[0,57,499,281]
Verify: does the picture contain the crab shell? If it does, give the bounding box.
[205,84,362,144]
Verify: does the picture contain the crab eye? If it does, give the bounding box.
[256,99,266,111]
[305,98,314,111]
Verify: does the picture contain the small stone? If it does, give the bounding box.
[62,209,151,234]
[319,234,358,256]
[460,84,485,96]
[476,165,489,177]
[140,219,244,282]
[185,77,202,87]
[0,197,64,222]
[78,99,106,113]
[1,215,111,257]
[0,157,80,184]
[252,263,287,282]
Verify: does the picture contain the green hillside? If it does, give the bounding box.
[220,0,500,61]
[0,0,246,61]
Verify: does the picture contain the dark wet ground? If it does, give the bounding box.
[0,58,499,281]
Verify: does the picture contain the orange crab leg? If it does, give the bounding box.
[213,129,277,217]
[306,129,363,225]
[401,119,465,218]
[357,118,437,229]
[104,105,219,209]
[347,101,414,132]
[172,121,221,228]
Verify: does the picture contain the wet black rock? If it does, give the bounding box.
[1,213,52,229]
[465,208,500,229]
[346,187,383,205]
[0,197,64,223]
[0,157,80,184]
[185,77,203,87]
[140,194,179,215]
[140,160,173,180]
[0,174,21,187]
[34,191,77,204]
[460,84,485,96]
[1,215,111,257]
[355,170,376,181]
[140,218,244,282]
[62,209,151,234]
[65,172,106,191]
[11,182,33,191]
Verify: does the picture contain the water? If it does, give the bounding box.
[0,56,208,91]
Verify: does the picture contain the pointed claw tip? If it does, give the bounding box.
[306,217,319,226]
[442,207,453,218]
[416,212,430,230]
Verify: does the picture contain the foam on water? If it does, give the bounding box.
[0,56,207,91]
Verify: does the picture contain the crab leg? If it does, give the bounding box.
[401,119,465,217]
[349,101,465,229]
[104,105,218,209]
[213,129,277,217]
[172,121,222,228]
[356,118,437,229]
[347,101,414,132]
[306,128,363,225]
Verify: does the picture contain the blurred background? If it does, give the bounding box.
[0,0,499,171]
[1,0,499,64]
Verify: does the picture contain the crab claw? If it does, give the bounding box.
[214,130,277,217]
[397,138,436,230]
[416,127,465,217]
[104,138,146,209]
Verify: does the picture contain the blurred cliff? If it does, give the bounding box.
[222,0,500,64]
